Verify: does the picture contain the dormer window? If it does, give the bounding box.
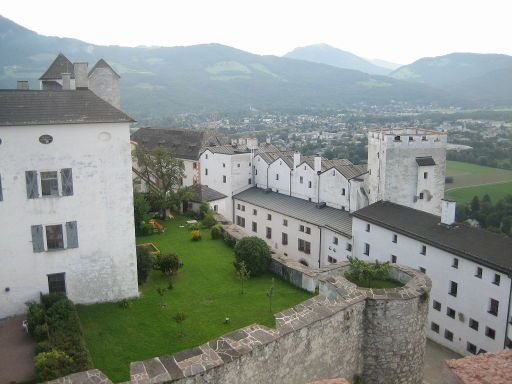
[394,135,401,142]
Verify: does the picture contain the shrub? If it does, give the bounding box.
[41,293,67,310]
[191,230,202,241]
[134,192,150,236]
[119,299,132,309]
[234,237,271,276]
[33,324,49,342]
[136,246,154,285]
[346,256,391,288]
[201,212,216,228]
[35,341,52,355]
[140,223,154,236]
[34,350,74,382]
[189,223,201,231]
[155,253,182,275]
[223,232,236,247]
[211,224,223,239]
[26,303,45,335]
[199,202,210,219]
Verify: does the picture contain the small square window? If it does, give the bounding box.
[346,243,352,252]
[423,172,428,179]
[452,258,458,269]
[222,163,226,168]
[41,171,59,197]
[420,245,427,255]
[467,342,477,354]
[253,209,257,215]
[444,329,453,341]
[308,181,312,188]
[282,232,288,245]
[252,222,257,232]
[469,318,479,331]
[433,300,441,311]
[266,227,272,239]
[447,307,456,319]
[267,214,272,221]
[431,322,440,333]
[391,255,397,264]
[333,237,338,245]
[364,243,370,256]
[419,192,424,200]
[485,327,495,340]
[475,267,482,278]
[342,188,346,196]
[46,224,64,250]
[222,175,227,183]
[488,299,499,316]
[283,219,288,226]
[449,281,458,297]
[365,224,370,232]
[300,176,303,184]
[299,225,305,232]
[419,267,426,274]
[276,174,279,180]
[493,274,500,286]
[237,163,240,168]
[392,234,397,243]
[305,227,311,235]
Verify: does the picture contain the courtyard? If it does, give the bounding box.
[77,216,312,382]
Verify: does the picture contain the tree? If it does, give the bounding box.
[236,261,250,294]
[234,237,271,276]
[470,196,480,215]
[173,312,186,336]
[346,256,390,288]
[136,246,153,285]
[133,192,150,236]
[155,253,182,276]
[266,278,275,313]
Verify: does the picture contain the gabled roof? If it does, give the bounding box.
[416,156,436,166]
[352,201,512,274]
[204,145,250,155]
[0,90,134,126]
[296,157,367,179]
[89,58,120,78]
[131,128,228,160]
[189,184,227,203]
[39,53,75,80]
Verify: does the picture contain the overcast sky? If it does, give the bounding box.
[2,0,511,64]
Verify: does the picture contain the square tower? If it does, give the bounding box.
[367,128,447,216]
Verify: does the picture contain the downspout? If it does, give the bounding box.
[289,167,292,196]
[266,163,269,189]
[317,171,321,203]
[348,179,352,211]
[232,194,235,224]
[318,226,322,268]
[504,273,512,348]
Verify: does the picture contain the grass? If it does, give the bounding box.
[77,216,312,382]
[445,161,512,204]
[344,274,403,289]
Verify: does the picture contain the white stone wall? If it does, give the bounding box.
[291,163,318,202]
[88,67,120,109]
[319,168,350,210]
[320,227,352,266]
[182,159,200,187]
[352,217,511,355]
[0,122,139,318]
[267,159,291,195]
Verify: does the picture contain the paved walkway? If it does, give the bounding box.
[423,339,462,384]
[0,315,36,384]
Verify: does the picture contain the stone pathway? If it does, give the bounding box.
[423,339,462,384]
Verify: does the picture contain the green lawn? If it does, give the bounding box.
[344,274,403,289]
[445,161,512,204]
[77,216,312,382]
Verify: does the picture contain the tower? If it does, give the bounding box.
[88,59,121,109]
[367,128,447,216]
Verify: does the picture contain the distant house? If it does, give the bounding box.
[0,58,138,318]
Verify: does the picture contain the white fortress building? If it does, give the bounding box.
[0,56,139,318]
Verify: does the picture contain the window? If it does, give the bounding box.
[237,163,240,168]
[248,178,252,185]
[253,209,257,215]
[391,255,397,264]
[467,342,477,354]
[298,239,311,254]
[452,258,459,269]
[47,273,66,295]
[431,322,440,333]
[328,256,337,263]
[236,216,245,228]
[300,176,303,184]
[488,299,499,316]
[237,204,241,210]
[213,205,218,212]
[420,245,427,255]
[444,329,453,341]
[205,154,208,159]
[41,171,59,196]
[394,135,401,142]
[447,307,456,319]
[392,234,397,243]
[419,267,426,274]
[332,170,335,176]
[283,219,288,226]
[299,225,305,232]
[433,301,441,311]
[365,224,370,232]
[364,243,370,256]
[193,162,198,170]
[423,172,428,179]
[333,237,338,245]
[419,192,425,200]
[241,205,245,212]
[205,168,208,175]
[346,243,352,252]
[308,181,312,188]
[475,267,482,278]
[469,318,479,331]
[282,233,288,245]
[485,327,495,340]
[305,227,311,234]
[449,281,458,297]
[266,227,272,239]
[493,274,500,286]
[267,214,272,220]
[422,136,427,141]
[252,222,257,232]
[342,188,346,196]
[276,174,279,180]
[46,224,64,250]
[409,136,414,142]
[222,175,227,183]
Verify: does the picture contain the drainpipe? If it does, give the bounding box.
[289,167,292,196]
[318,227,322,268]
[317,171,321,203]
[266,163,269,189]
[504,274,512,348]
[348,179,352,212]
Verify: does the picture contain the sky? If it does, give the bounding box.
[2,0,511,65]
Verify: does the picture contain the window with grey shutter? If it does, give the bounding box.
[31,225,44,252]
[61,168,73,196]
[25,171,39,199]
[66,221,79,248]
[0,173,3,201]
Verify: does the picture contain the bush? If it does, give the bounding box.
[211,224,223,239]
[201,212,216,228]
[140,223,154,236]
[35,341,52,355]
[33,324,49,342]
[119,299,132,309]
[223,232,236,247]
[199,202,210,219]
[155,253,182,275]
[26,303,45,335]
[134,192,150,236]
[234,237,271,276]
[34,350,74,382]
[189,223,201,231]
[41,293,67,310]
[191,230,202,241]
[136,246,154,285]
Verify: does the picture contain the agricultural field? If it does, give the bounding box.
[445,161,512,204]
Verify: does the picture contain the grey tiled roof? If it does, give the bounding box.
[131,128,228,160]
[89,58,120,78]
[416,157,436,166]
[205,145,250,155]
[0,90,134,126]
[189,184,227,203]
[39,53,75,80]
[234,187,352,237]
[352,201,512,274]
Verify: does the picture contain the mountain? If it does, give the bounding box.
[368,59,402,71]
[284,44,391,75]
[0,16,455,119]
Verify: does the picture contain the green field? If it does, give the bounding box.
[77,217,312,382]
[445,161,512,204]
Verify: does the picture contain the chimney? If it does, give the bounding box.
[61,73,71,90]
[266,136,271,144]
[16,80,29,90]
[293,152,301,169]
[441,199,456,226]
[314,154,322,174]
[73,62,88,89]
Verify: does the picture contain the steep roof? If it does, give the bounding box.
[234,187,352,237]
[89,58,120,78]
[352,201,512,274]
[131,128,228,160]
[39,53,75,80]
[0,90,134,126]
[416,156,436,166]
[189,184,227,203]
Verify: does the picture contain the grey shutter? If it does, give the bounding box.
[25,171,39,199]
[0,174,3,201]
[31,225,44,252]
[61,168,74,196]
[66,221,79,249]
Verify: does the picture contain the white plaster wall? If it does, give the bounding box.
[200,151,233,219]
[319,169,350,210]
[320,227,352,266]
[254,155,268,189]
[88,67,120,109]
[352,217,510,355]
[267,160,291,195]
[0,122,138,318]
[182,159,200,187]
[230,154,252,195]
[291,163,318,202]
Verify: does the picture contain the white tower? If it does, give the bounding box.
[367,128,447,216]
